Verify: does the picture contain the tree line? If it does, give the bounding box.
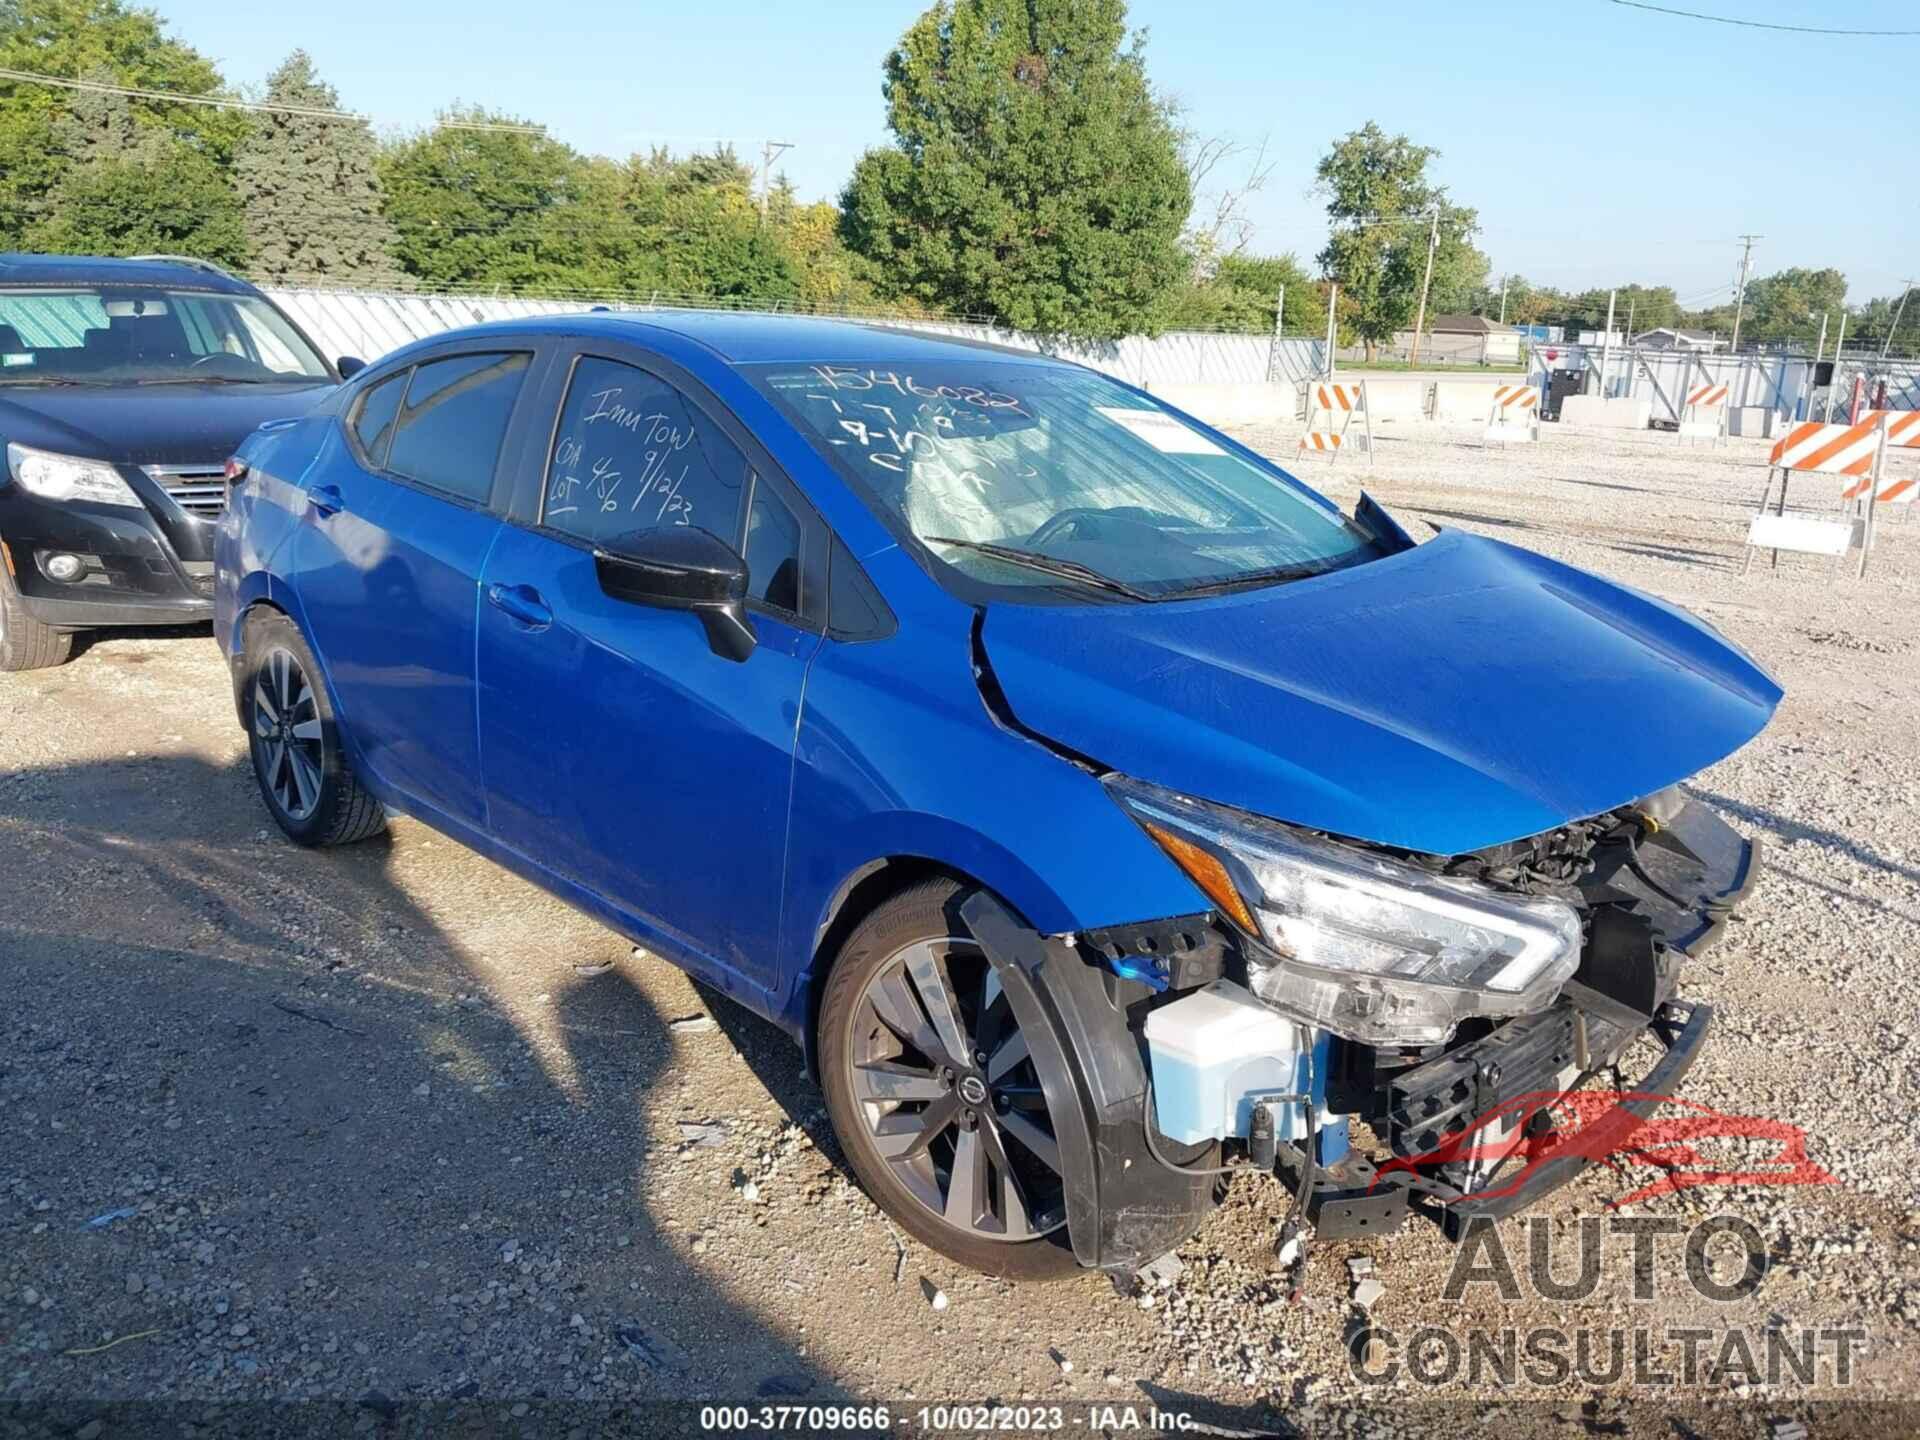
[0,0,1907,351]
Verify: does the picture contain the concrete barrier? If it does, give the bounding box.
[1147,381,1296,427]
[1359,380,1429,423]
[1558,396,1653,431]
[1432,381,1506,424]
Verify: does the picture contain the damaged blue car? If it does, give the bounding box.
[215,314,1779,1280]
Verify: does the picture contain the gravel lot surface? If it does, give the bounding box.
[3,421,1917,1434]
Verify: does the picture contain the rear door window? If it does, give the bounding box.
[541,355,750,547]
[386,351,531,504]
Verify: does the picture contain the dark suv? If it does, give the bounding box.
[0,253,352,669]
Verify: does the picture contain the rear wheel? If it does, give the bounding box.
[242,611,386,848]
[819,879,1079,1280]
[0,552,74,671]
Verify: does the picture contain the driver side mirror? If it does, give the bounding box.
[594,526,757,663]
[336,355,367,379]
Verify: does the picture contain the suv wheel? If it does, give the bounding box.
[242,611,386,847]
[820,878,1079,1280]
[0,553,74,671]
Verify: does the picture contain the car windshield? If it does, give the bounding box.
[0,285,330,385]
[751,360,1383,602]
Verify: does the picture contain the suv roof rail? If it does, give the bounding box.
[126,254,241,281]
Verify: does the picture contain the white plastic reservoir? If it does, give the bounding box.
[1144,981,1311,1146]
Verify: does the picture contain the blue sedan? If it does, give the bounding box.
[216,314,1778,1279]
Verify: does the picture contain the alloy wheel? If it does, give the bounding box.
[849,938,1066,1242]
[252,646,325,821]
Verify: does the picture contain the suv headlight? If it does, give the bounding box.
[1107,775,1583,1046]
[6,443,141,508]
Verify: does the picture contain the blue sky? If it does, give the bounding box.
[158,0,1917,304]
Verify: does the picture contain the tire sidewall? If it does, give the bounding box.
[818,879,1080,1282]
[242,614,348,845]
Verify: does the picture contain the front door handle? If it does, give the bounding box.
[307,484,344,517]
[486,582,553,630]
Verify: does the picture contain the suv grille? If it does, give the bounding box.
[142,463,229,518]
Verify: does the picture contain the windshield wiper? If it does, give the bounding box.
[1162,560,1338,599]
[922,536,1152,601]
[132,376,275,386]
[0,376,113,387]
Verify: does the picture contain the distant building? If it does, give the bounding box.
[1394,313,1523,364]
[1633,327,1725,353]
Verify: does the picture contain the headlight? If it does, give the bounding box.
[5,443,141,508]
[1107,775,1583,1046]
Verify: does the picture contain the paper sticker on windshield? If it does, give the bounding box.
[1094,406,1225,456]
[1,353,32,368]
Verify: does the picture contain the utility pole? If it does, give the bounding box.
[1729,234,1761,353]
[1624,296,1636,347]
[1824,311,1848,422]
[1407,209,1441,366]
[1880,280,1915,360]
[1265,285,1286,383]
[1324,282,1339,380]
[1497,274,1509,326]
[1807,310,1828,421]
[758,140,794,222]
[1599,289,1616,398]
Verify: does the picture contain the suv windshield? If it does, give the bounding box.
[751,360,1382,602]
[0,286,330,385]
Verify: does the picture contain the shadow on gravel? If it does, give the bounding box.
[699,983,841,1169]
[0,751,836,1417]
[1688,785,1920,888]
[66,621,215,664]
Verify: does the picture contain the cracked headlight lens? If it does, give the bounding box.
[1107,775,1582,1046]
[6,443,141,508]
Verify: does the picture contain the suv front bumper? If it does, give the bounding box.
[0,480,215,630]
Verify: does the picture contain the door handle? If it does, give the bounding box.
[486,582,553,630]
[307,484,344,517]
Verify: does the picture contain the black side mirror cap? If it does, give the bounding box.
[336,355,367,379]
[594,526,757,662]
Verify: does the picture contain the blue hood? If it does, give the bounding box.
[982,531,1781,856]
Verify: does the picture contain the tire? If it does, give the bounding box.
[819,878,1081,1281]
[0,553,75,671]
[241,611,386,848]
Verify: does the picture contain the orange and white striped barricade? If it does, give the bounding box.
[1297,380,1372,465]
[1745,414,1888,577]
[1677,382,1730,446]
[1841,412,1920,517]
[1483,384,1540,445]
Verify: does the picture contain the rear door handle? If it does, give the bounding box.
[307,484,344,517]
[486,582,553,630]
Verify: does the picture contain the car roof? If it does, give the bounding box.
[433,310,1060,369]
[0,252,261,297]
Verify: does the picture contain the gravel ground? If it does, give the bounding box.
[3,420,1917,1434]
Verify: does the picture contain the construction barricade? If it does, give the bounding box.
[1483,384,1541,445]
[1677,383,1730,446]
[1745,414,1890,577]
[1297,381,1372,464]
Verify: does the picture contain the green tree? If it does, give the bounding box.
[22,74,244,263]
[378,107,595,290]
[1314,123,1482,360]
[1742,267,1847,345]
[0,0,244,245]
[233,51,401,285]
[840,0,1191,340]
[1156,251,1315,333]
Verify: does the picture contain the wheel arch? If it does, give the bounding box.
[797,854,1031,1083]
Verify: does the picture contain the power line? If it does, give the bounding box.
[1602,0,1920,37]
[0,66,546,133]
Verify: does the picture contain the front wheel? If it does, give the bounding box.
[0,554,74,671]
[819,879,1080,1280]
[241,611,386,848]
